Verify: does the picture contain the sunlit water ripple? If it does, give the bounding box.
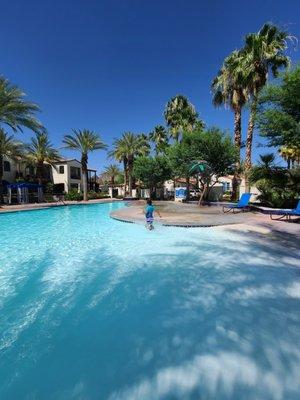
[0,201,299,400]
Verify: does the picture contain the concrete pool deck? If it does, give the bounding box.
[110,200,300,236]
[0,198,120,213]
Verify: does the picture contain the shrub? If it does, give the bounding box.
[254,180,297,208]
[65,189,83,201]
[87,191,110,200]
[45,182,54,194]
[249,155,300,208]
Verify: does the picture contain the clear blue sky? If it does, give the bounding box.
[0,0,299,172]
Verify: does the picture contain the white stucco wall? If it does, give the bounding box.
[2,157,18,183]
[52,163,69,191]
[1,157,27,183]
[51,160,83,192]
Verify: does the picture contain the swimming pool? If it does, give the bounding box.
[0,202,299,399]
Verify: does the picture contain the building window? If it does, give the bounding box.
[70,166,81,180]
[4,161,10,172]
[222,182,231,191]
[59,165,64,174]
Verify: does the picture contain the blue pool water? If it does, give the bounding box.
[0,202,300,400]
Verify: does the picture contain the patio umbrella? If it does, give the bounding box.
[189,160,211,175]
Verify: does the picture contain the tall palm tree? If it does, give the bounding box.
[63,129,107,201]
[109,132,149,196]
[104,164,121,187]
[212,50,248,200]
[241,23,291,177]
[0,77,44,133]
[0,129,24,203]
[164,95,198,142]
[26,132,61,186]
[149,125,169,154]
[212,51,248,160]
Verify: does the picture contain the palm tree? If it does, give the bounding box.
[109,132,149,196]
[241,23,292,178]
[104,164,121,187]
[149,125,169,154]
[63,129,107,201]
[259,153,276,168]
[109,137,129,193]
[212,51,248,160]
[26,132,61,186]
[279,146,300,169]
[129,133,150,194]
[212,50,248,200]
[164,95,198,142]
[0,129,24,203]
[0,77,44,133]
[249,153,276,182]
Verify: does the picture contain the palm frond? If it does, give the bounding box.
[63,129,107,154]
[25,132,61,164]
[0,77,45,133]
[0,128,24,160]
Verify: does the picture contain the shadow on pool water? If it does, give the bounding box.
[0,220,299,400]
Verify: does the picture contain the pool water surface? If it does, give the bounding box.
[0,202,299,399]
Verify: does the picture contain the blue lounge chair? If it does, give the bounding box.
[223,193,252,213]
[270,200,300,220]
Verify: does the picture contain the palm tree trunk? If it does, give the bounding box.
[123,158,128,195]
[81,154,88,201]
[245,99,257,192]
[36,161,44,185]
[128,168,132,197]
[0,155,4,204]
[186,176,190,202]
[127,156,133,197]
[231,107,242,201]
[173,178,176,201]
[233,106,242,163]
[128,174,132,196]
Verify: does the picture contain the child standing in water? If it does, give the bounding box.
[144,199,161,230]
